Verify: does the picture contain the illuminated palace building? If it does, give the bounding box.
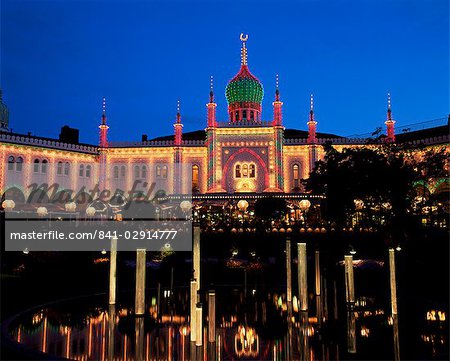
[0,36,448,203]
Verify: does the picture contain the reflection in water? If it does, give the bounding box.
[7,289,448,361]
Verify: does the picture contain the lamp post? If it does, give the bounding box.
[345,255,356,354]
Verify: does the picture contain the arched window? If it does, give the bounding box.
[249,164,255,178]
[242,110,247,120]
[113,166,119,179]
[7,156,15,171]
[292,164,300,189]
[162,166,168,179]
[64,162,70,176]
[79,164,84,177]
[141,166,147,178]
[33,159,40,173]
[41,159,48,174]
[86,165,91,178]
[57,161,63,175]
[156,165,161,178]
[192,164,199,189]
[235,164,241,178]
[235,111,239,121]
[120,166,126,178]
[242,164,249,177]
[16,157,23,172]
[134,165,140,179]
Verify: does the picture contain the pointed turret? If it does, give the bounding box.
[272,74,283,126]
[207,76,217,127]
[307,94,317,144]
[174,100,183,146]
[99,97,109,147]
[385,93,396,143]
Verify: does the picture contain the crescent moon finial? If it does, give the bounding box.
[240,33,248,42]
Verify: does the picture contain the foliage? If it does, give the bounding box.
[303,143,430,231]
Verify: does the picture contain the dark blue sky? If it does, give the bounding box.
[2,0,448,144]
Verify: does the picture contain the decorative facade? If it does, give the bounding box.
[0,35,448,203]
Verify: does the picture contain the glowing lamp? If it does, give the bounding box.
[237,199,249,212]
[354,199,364,211]
[37,207,48,217]
[180,200,192,213]
[299,199,311,212]
[2,199,15,211]
[65,201,77,213]
[86,206,96,217]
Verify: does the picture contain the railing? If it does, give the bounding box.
[108,139,205,147]
[284,137,369,145]
[216,120,273,127]
[0,132,98,153]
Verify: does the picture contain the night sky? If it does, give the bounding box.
[1,0,448,144]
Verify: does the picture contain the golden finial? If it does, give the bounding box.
[240,33,248,65]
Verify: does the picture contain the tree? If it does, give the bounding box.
[303,143,418,233]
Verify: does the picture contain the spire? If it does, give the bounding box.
[174,99,183,146]
[207,76,217,127]
[99,97,109,147]
[272,74,283,126]
[309,93,315,122]
[385,92,396,143]
[209,75,214,103]
[240,33,248,65]
[101,97,107,125]
[307,94,317,144]
[176,99,181,124]
[275,73,280,101]
[387,92,392,121]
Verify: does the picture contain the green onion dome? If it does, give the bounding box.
[225,65,264,105]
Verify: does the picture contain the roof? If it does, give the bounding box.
[395,125,449,143]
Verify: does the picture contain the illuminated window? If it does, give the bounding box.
[8,156,15,171]
[243,164,248,177]
[142,166,147,178]
[57,161,63,175]
[235,164,241,178]
[162,166,168,179]
[86,165,91,178]
[292,164,300,189]
[235,163,256,178]
[192,164,199,189]
[156,165,161,178]
[79,164,85,177]
[249,164,255,178]
[33,159,40,173]
[64,162,70,176]
[41,159,48,174]
[16,157,23,172]
[113,166,119,179]
[134,165,140,179]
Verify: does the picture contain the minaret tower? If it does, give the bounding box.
[98,97,109,192]
[385,93,396,143]
[207,76,217,127]
[173,100,183,194]
[99,97,109,147]
[174,100,183,146]
[272,74,283,126]
[307,94,318,175]
[307,94,317,144]
[272,74,284,192]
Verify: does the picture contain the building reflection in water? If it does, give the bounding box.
[7,290,448,360]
